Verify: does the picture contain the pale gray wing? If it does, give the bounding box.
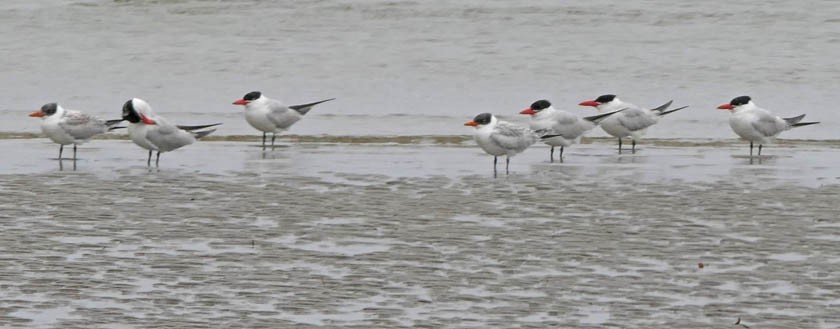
[751,114,785,137]
[145,117,195,152]
[59,110,107,139]
[265,99,302,130]
[549,111,593,139]
[616,107,657,131]
[491,121,538,151]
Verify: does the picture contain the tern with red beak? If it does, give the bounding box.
[717,95,818,157]
[29,102,123,161]
[464,113,537,175]
[579,94,687,153]
[520,99,624,162]
[233,91,334,149]
[122,98,220,166]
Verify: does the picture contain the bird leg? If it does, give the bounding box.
[147,150,152,166]
[271,133,277,149]
[506,156,510,175]
[550,146,554,163]
[58,145,64,160]
[155,151,161,167]
[758,144,762,156]
[73,145,77,161]
[618,138,623,154]
[560,146,564,162]
[631,140,636,154]
[493,156,498,177]
[262,132,266,149]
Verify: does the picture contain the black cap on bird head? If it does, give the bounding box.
[243,91,262,101]
[40,103,58,116]
[472,113,493,125]
[595,94,617,103]
[122,99,141,123]
[729,95,751,106]
[530,100,551,111]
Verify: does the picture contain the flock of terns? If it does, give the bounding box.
[28,91,334,166]
[27,92,819,172]
[466,94,819,173]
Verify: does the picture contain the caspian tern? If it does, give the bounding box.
[717,95,819,156]
[520,99,624,162]
[579,94,688,153]
[29,102,123,160]
[232,91,335,149]
[122,98,220,166]
[464,113,538,175]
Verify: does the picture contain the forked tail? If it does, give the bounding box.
[290,98,336,115]
[649,100,688,116]
[659,105,689,116]
[783,114,818,128]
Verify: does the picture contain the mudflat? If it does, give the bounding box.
[1,139,838,328]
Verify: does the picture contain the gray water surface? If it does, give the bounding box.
[2,0,839,138]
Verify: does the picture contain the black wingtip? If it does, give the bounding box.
[791,121,819,128]
[107,126,126,131]
[584,108,625,123]
[176,123,223,131]
[105,119,125,127]
[289,98,336,114]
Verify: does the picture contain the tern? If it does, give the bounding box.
[717,95,818,156]
[520,99,624,162]
[122,98,220,166]
[464,113,538,175]
[579,94,688,153]
[233,91,334,149]
[29,102,123,160]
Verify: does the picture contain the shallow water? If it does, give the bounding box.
[2,0,840,139]
[1,140,839,328]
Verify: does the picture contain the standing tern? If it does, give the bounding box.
[520,99,624,162]
[578,94,688,153]
[29,102,123,160]
[122,98,220,166]
[464,113,538,175]
[717,95,819,157]
[232,91,334,149]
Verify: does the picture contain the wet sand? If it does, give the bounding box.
[1,138,839,328]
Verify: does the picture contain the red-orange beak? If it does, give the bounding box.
[29,111,45,117]
[233,99,249,105]
[520,108,536,115]
[464,121,478,127]
[717,104,734,110]
[140,114,156,125]
[578,100,600,107]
